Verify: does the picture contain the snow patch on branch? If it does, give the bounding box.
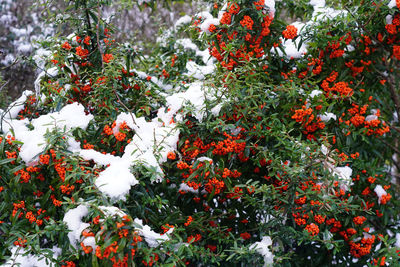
[63,205,90,249]
[74,82,219,201]
[250,236,274,266]
[2,246,61,267]
[1,102,93,164]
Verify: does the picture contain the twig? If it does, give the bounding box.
[361,2,383,30]
[113,89,137,126]
[390,125,400,134]
[0,80,9,92]
[391,158,400,179]
[352,75,365,91]
[111,91,147,156]
[0,58,19,71]
[381,138,400,155]
[344,5,386,51]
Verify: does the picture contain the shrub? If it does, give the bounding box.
[1,0,400,266]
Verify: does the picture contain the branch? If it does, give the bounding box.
[113,89,137,126]
[381,138,400,155]
[0,80,9,92]
[390,124,400,134]
[112,89,144,146]
[361,2,383,30]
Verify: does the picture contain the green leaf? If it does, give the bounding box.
[92,253,100,267]
[0,158,16,165]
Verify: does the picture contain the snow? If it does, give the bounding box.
[197,156,213,162]
[134,69,173,90]
[250,236,274,266]
[281,39,307,58]
[365,109,379,122]
[165,82,214,122]
[94,161,139,200]
[2,90,33,119]
[265,0,276,16]
[310,0,347,21]
[0,14,14,24]
[365,115,378,122]
[17,44,32,53]
[318,112,337,122]
[185,61,215,80]
[63,205,90,249]
[32,48,52,70]
[0,2,397,265]
[334,166,352,181]
[62,205,171,250]
[2,246,61,267]
[178,183,199,193]
[10,27,28,37]
[78,122,168,200]
[333,166,353,190]
[197,11,213,21]
[99,206,126,218]
[275,22,307,59]
[323,160,353,190]
[121,113,179,166]
[374,185,387,204]
[309,0,325,7]
[175,15,192,29]
[175,39,213,65]
[395,233,400,247]
[82,236,96,250]
[386,14,393,25]
[134,218,173,248]
[137,0,151,5]
[388,0,397,8]
[1,102,93,164]
[34,67,58,95]
[321,144,328,155]
[200,17,220,34]
[217,3,228,20]
[71,81,219,201]
[310,90,322,98]
[175,38,198,51]
[345,45,355,52]
[0,54,15,66]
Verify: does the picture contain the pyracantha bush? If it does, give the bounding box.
[1,0,400,266]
